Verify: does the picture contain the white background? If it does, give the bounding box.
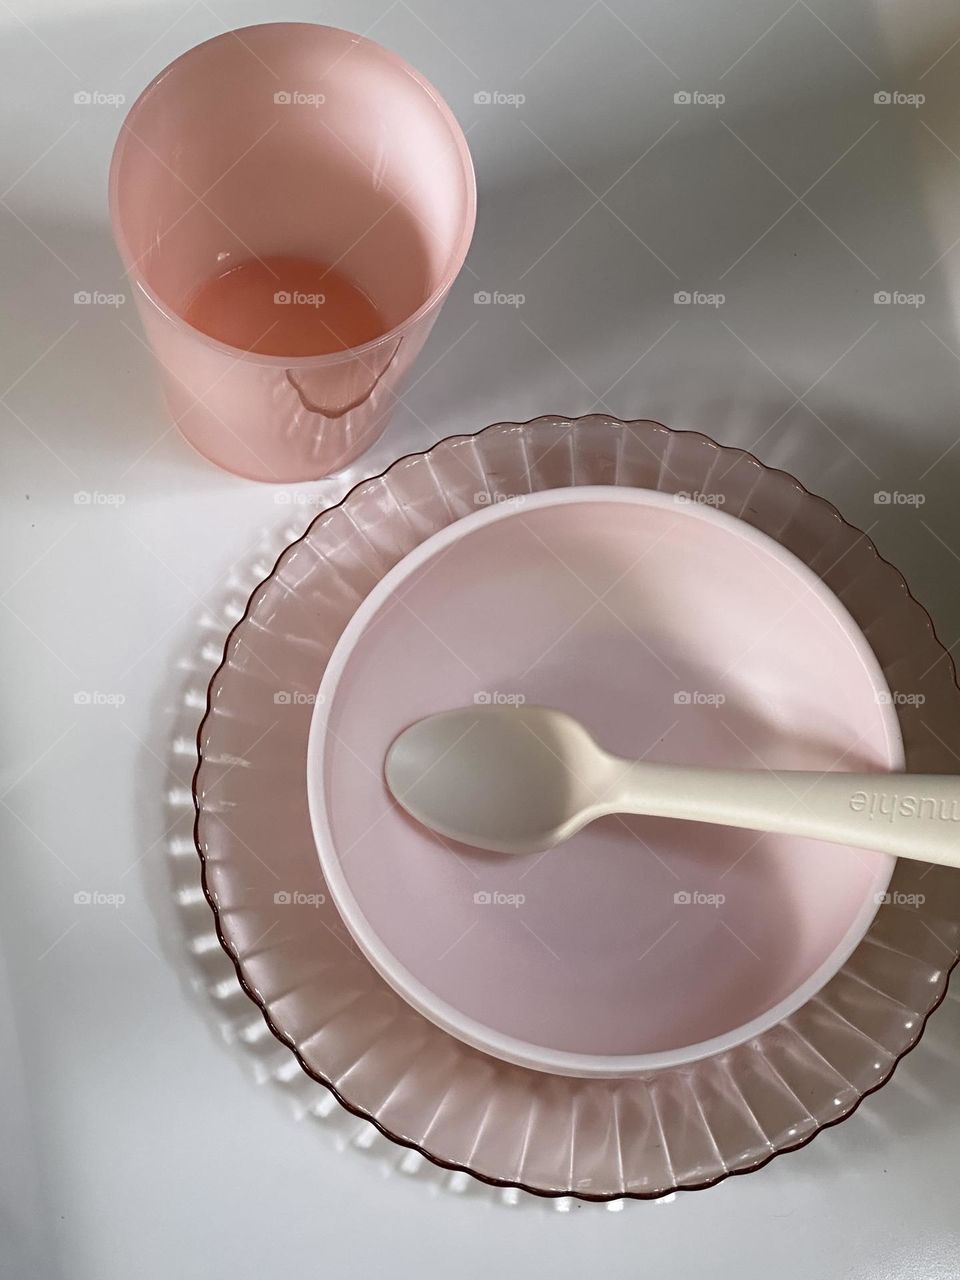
[2,0,960,1276]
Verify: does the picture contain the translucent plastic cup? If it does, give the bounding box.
[109,23,476,482]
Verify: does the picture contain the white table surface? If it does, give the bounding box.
[2,0,960,1275]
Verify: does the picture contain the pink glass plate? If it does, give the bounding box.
[309,486,902,1076]
[194,416,960,1199]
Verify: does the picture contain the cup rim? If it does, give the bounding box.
[307,484,904,1078]
[108,21,477,368]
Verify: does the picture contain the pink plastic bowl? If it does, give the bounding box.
[307,486,903,1076]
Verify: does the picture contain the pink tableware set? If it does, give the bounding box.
[111,23,960,1199]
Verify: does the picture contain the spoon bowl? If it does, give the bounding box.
[385,705,607,854]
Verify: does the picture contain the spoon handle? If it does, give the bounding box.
[612,764,960,867]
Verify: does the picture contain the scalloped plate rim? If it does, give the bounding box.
[192,414,960,1201]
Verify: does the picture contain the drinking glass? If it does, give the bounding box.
[110,23,476,481]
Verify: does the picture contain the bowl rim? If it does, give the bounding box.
[306,483,904,1077]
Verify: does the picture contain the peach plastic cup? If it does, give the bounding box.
[109,23,476,482]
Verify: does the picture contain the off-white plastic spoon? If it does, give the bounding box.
[385,704,960,866]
